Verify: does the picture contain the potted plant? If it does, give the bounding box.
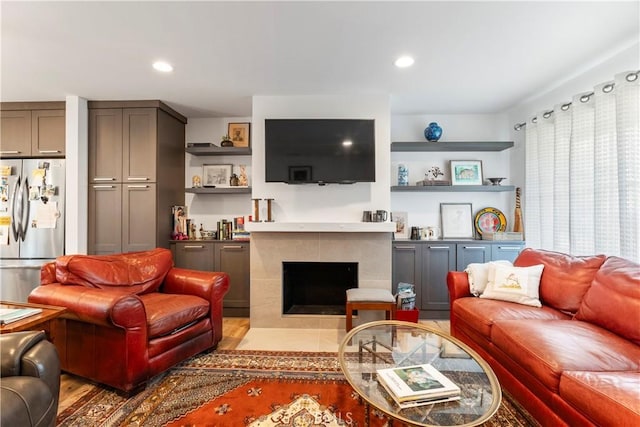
[221,134,233,147]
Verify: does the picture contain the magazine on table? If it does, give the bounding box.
[0,308,43,325]
[378,377,461,408]
[376,363,460,403]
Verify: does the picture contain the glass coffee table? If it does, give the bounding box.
[338,320,501,426]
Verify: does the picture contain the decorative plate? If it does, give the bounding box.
[474,207,507,235]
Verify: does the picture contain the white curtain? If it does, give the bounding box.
[524,71,640,262]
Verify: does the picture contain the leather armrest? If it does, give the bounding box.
[40,262,56,285]
[1,331,47,377]
[29,284,146,329]
[447,271,472,306]
[163,268,230,302]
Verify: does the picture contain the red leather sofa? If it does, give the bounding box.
[447,248,639,427]
[28,248,229,393]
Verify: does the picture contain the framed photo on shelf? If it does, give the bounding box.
[203,164,233,188]
[228,122,251,147]
[440,203,473,239]
[450,160,483,185]
[391,211,409,239]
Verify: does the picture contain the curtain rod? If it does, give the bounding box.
[514,70,639,131]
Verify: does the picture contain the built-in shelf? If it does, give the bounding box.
[245,222,396,233]
[186,187,252,194]
[185,146,252,156]
[391,141,514,152]
[391,185,515,192]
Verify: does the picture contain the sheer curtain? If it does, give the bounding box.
[524,71,639,262]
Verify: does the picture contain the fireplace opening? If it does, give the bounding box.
[282,261,357,315]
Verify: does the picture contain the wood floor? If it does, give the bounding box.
[57,317,250,414]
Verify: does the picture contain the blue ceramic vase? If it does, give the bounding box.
[424,122,443,142]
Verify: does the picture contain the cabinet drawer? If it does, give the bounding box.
[491,243,525,263]
[173,242,215,271]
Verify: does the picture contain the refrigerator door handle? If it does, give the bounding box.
[19,176,30,241]
[10,176,21,241]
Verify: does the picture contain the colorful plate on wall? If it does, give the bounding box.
[474,207,507,235]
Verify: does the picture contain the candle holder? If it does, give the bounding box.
[251,198,262,222]
[264,198,274,222]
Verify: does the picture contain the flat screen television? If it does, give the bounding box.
[265,119,375,184]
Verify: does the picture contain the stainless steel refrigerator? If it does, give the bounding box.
[1,158,65,302]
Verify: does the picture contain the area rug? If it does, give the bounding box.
[57,350,539,427]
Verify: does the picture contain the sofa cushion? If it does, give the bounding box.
[480,263,544,307]
[491,319,640,393]
[559,371,640,427]
[452,298,569,340]
[514,248,606,314]
[141,293,210,339]
[465,260,512,296]
[55,248,173,294]
[575,256,640,345]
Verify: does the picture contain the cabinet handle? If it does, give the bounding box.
[127,185,149,189]
[222,245,243,250]
[92,185,115,189]
[183,245,205,249]
[127,177,149,181]
[38,150,61,154]
[394,245,417,250]
[93,177,115,181]
[428,246,450,249]
[463,246,486,249]
[498,246,522,250]
[0,151,21,154]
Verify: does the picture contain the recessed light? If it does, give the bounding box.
[394,56,414,68]
[153,61,173,72]
[342,140,353,147]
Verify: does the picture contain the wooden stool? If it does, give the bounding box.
[345,288,396,332]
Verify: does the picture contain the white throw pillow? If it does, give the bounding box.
[465,260,512,296]
[480,264,545,307]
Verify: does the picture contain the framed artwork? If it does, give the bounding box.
[391,211,409,239]
[203,164,233,187]
[440,203,474,239]
[228,122,251,147]
[450,160,483,185]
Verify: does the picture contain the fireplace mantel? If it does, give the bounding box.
[245,222,396,233]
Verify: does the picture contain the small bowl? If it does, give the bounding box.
[200,230,215,239]
[487,177,506,186]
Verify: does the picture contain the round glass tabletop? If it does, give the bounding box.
[338,320,501,427]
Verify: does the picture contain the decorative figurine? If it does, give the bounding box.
[424,122,443,142]
[230,173,240,186]
[238,164,248,186]
[192,175,202,188]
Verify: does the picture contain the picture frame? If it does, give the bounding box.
[391,211,409,239]
[440,203,473,239]
[228,122,251,147]
[203,164,233,188]
[450,160,483,186]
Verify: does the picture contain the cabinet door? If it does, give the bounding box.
[89,109,123,183]
[123,108,157,183]
[173,242,214,271]
[122,183,157,253]
[392,242,422,308]
[88,184,122,255]
[422,243,456,313]
[456,243,492,271]
[31,109,65,156]
[492,243,525,263]
[0,111,32,157]
[215,242,250,315]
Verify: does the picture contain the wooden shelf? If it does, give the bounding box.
[186,187,252,194]
[391,141,514,152]
[186,146,252,156]
[391,185,515,192]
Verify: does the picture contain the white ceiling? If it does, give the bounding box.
[2,1,638,118]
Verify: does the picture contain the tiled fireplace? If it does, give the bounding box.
[249,229,392,328]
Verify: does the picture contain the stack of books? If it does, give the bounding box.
[376,364,461,408]
[0,308,42,326]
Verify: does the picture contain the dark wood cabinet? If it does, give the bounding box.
[1,103,65,158]
[88,101,186,255]
[88,184,122,255]
[392,240,525,319]
[171,241,250,316]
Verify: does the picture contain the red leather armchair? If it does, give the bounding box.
[28,248,229,393]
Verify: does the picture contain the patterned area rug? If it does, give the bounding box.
[57,350,539,427]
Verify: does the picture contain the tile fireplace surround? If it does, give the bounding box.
[249,228,392,329]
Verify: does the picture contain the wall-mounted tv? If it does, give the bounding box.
[265,119,375,184]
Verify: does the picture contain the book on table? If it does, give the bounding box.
[376,364,460,407]
[0,308,43,325]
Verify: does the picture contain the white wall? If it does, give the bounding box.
[65,96,88,254]
[251,95,391,222]
[390,113,513,235]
